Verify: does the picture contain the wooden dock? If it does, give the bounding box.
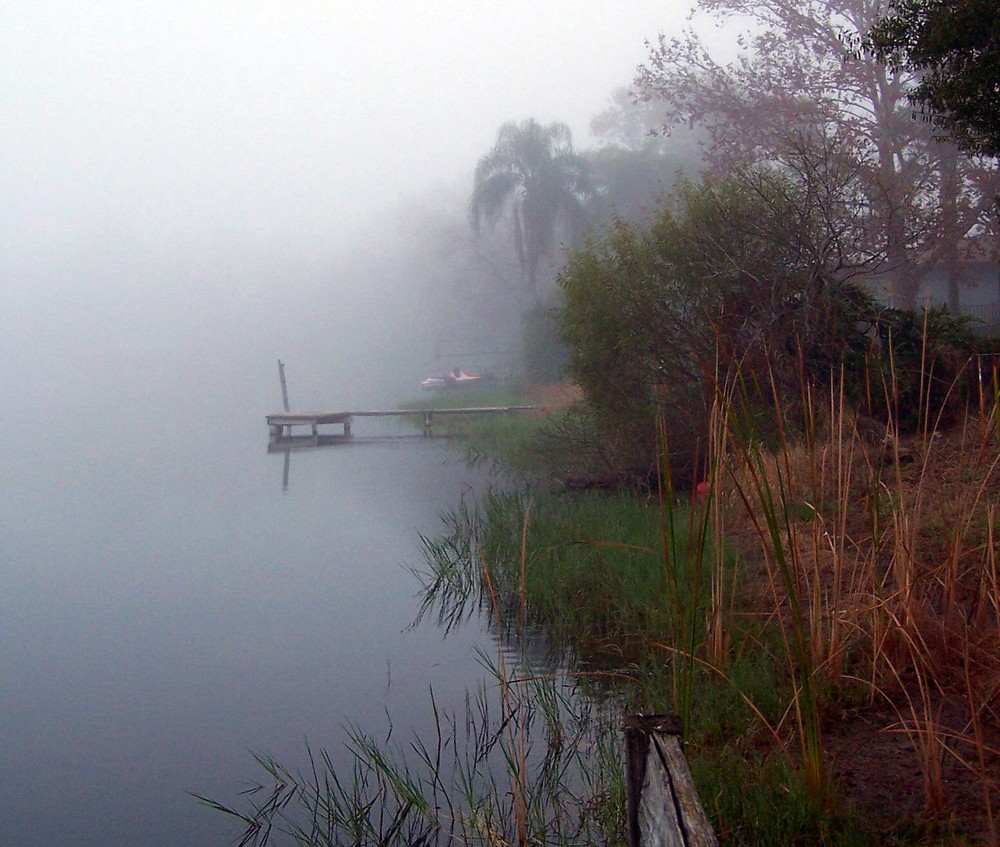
[266,405,533,441]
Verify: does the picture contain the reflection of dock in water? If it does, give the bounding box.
[266,406,532,442]
[266,432,430,453]
[266,433,351,452]
[266,406,532,492]
[269,431,431,491]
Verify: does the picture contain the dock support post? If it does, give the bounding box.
[343,417,352,437]
[625,715,718,847]
[423,411,432,436]
[278,360,290,412]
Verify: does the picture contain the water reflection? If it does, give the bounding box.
[268,433,441,491]
[202,451,622,847]
[0,420,501,847]
[206,661,623,847]
[410,492,564,678]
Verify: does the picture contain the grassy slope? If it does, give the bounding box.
[434,383,999,846]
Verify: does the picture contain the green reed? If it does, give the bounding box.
[197,661,626,847]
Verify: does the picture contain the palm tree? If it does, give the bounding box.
[470,119,592,298]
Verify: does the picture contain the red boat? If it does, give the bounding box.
[421,367,486,390]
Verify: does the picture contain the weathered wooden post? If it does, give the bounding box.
[625,714,718,847]
[278,359,290,413]
[423,410,433,436]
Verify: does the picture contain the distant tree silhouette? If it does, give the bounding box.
[587,89,705,226]
[470,119,591,298]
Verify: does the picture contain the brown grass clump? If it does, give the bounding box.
[709,374,1000,843]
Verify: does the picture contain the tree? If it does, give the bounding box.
[869,0,1000,158]
[635,0,1000,308]
[558,171,876,480]
[470,119,592,299]
[585,88,705,227]
[558,166,985,485]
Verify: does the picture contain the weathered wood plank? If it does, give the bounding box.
[625,714,718,847]
[638,738,686,847]
[653,734,718,847]
[266,412,353,425]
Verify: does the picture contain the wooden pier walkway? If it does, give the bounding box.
[267,405,533,441]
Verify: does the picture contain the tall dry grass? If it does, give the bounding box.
[701,347,1000,840]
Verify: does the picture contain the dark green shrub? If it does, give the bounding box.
[558,174,878,485]
[853,305,985,433]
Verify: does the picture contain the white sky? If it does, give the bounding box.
[1,1,694,262]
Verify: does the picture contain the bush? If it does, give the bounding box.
[853,305,987,433]
[558,174,877,484]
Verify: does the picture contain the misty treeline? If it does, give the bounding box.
[397,0,996,467]
[407,0,996,483]
[387,91,702,384]
[635,0,1000,311]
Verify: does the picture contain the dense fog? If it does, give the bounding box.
[1,2,690,415]
[1,5,701,845]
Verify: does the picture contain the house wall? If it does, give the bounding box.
[920,262,1000,309]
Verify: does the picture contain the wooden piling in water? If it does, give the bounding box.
[625,715,718,847]
[277,359,290,413]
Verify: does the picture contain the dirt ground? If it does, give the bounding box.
[748,420,1000,844]
[523,381,584,416]
[825,698,997,843]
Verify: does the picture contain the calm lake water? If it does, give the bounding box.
[0,259,505,846]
